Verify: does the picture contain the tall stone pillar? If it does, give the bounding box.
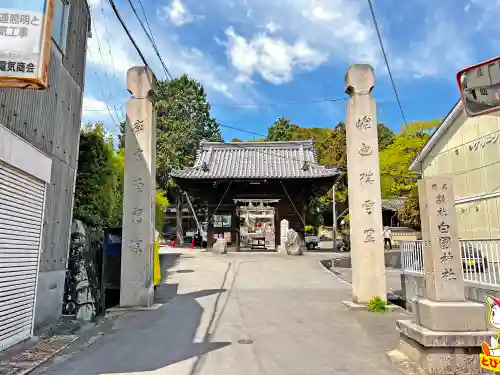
[392,177,494,375]
[120,67,157,308]
[344,64,386,304]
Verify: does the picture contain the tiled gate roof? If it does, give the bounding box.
[171,140,339,180]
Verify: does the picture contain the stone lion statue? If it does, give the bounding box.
[285,229,303,256]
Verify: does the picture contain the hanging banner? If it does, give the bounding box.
[0,0,53,89]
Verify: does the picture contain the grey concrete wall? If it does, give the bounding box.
[0,0,90,329]
[34,270,66,329]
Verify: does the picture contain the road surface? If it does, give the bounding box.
[33,249,406,375]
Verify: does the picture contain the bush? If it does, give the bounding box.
[155,191,169,232]
[74,122,121,228]
[367,296,388,313]
[304,225,315,235]
[398,191,421,230]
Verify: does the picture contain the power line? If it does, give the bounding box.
[210,97,348,108]
[107,0,151,69]
[99,0,125,120]
[85,48,121,128]
[100,0,118,81]
[89,8,114,98]
[126,0,173,80]
[136,0,174,80]
[83,95,348,112]
[367,0,408,126]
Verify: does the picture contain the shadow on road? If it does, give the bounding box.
[43,251,233,375]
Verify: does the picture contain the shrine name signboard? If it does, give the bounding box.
[0,0,54,89]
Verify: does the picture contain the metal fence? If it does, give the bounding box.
[401,239,500,287]
[401,241,424,274]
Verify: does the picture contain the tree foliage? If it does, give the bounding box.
[378,123,395,150]
[76,121,170,231]
[108,147,125,228]
[155,74,222,194]
[155,190,169,232]
[267,117,299,141]
[259,116,434,228]
[74,122,122,227]
[379,120,439,198]
[378,120,439,229]
[398,189,421,230]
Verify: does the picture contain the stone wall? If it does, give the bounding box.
[61,220,103,323]
[401,272,500,313]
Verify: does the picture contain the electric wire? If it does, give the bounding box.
[367,0,408,126]
[85,48,121,128]
[136,0,174,80]
[126,0,173,80]
[107,0,151,69]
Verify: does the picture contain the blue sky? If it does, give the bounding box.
[1,0,45,12]
[82,0,500,141]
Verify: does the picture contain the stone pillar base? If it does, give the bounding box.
[392,319,496,375]
[415,298,488,332]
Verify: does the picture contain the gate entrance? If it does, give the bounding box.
[171,140,340,251]
[237,200,276,251]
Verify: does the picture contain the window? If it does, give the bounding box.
[480,88,488,96]
[477,67,484,77]
[213,214,231,228]
[52,0,69,51]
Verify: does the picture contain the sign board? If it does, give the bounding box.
[0,0,54,89]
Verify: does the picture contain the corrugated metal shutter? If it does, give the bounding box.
[0,161,45,351]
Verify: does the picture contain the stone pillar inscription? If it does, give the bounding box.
[418,177,465,302]
[345,64,386,304]
[120,66,157,307]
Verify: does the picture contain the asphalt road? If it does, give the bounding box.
[33,250,405,375]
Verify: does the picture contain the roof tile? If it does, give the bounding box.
[171,140,339,180]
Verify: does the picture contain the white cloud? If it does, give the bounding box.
[158,0,198,27]
[215,0,490,83]
[391,12,475,80]
[87,0,101,8]
[217,0,382,83]
[302,4,342,22]
[224,27,326,84]
[82,97,109,116]
[265,22,280,34]
[84,0,258,108]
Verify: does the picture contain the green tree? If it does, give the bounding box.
[267,117,299,141]
[398,189,421,230]
[155,74,221,193]
[155,191,169,232]
[378,123,394,150]
[118,121,126,149]
[379,120,439,198]
[74,121,121,227]
[108,148,125,228]
[231,138,242,142]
